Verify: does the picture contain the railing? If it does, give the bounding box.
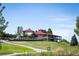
[9,37,48,41]
[9,36,61,41]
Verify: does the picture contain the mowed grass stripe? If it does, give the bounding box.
[0,43,33,55]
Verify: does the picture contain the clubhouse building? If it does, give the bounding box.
[22,28,62,41]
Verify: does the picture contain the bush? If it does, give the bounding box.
[60,39,69,43]
[22,35,27,38]
[22,35,32,38]
[27,35,32,38]
[70,35,78,46]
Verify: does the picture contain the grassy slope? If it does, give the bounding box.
[12,41,69,50]
[12,41,79,56]
[0,43,33,55]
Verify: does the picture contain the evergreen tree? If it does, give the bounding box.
[0,3,8,37]
[48,28,52,34]
[17,26,23,38]
[74,16,79,36]
[70,35,78,46]
[71,16,79,46]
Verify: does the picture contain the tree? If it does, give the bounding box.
[48,28,52,34]
[70,35,78,46]
[17,26,23,38]
[0,3,8,37]
[2,33,17,40]
[74,16,79,36]
[72,16,79,46]
[0,3,8,49]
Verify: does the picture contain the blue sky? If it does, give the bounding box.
[2,3,79,41]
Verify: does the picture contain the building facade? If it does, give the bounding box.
[23,28,34,36]
[22,28,62,41]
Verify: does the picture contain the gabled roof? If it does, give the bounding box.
[38,29,47,33]
[34,31,48,35]
[23,28,34,32]
[23,28,53,35]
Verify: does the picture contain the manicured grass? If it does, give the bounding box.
[11,41,79,56]
[0,43,33,55]
[11,41,69,50]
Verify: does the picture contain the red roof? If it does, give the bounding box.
[35,31,48,35]
[23,28,53,35]
[23,28,34,32]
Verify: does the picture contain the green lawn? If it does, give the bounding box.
[0,43,33,55]
[11,41,69,50]
[11,41,79,56]
[1,41,79,56]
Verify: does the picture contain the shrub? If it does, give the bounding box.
[60,39,69,43]
[27,35,32,38]
[22,35,32,38]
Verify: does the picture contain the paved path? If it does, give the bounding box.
[3,40,47,56]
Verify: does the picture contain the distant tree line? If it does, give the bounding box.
[2,33,17,39]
